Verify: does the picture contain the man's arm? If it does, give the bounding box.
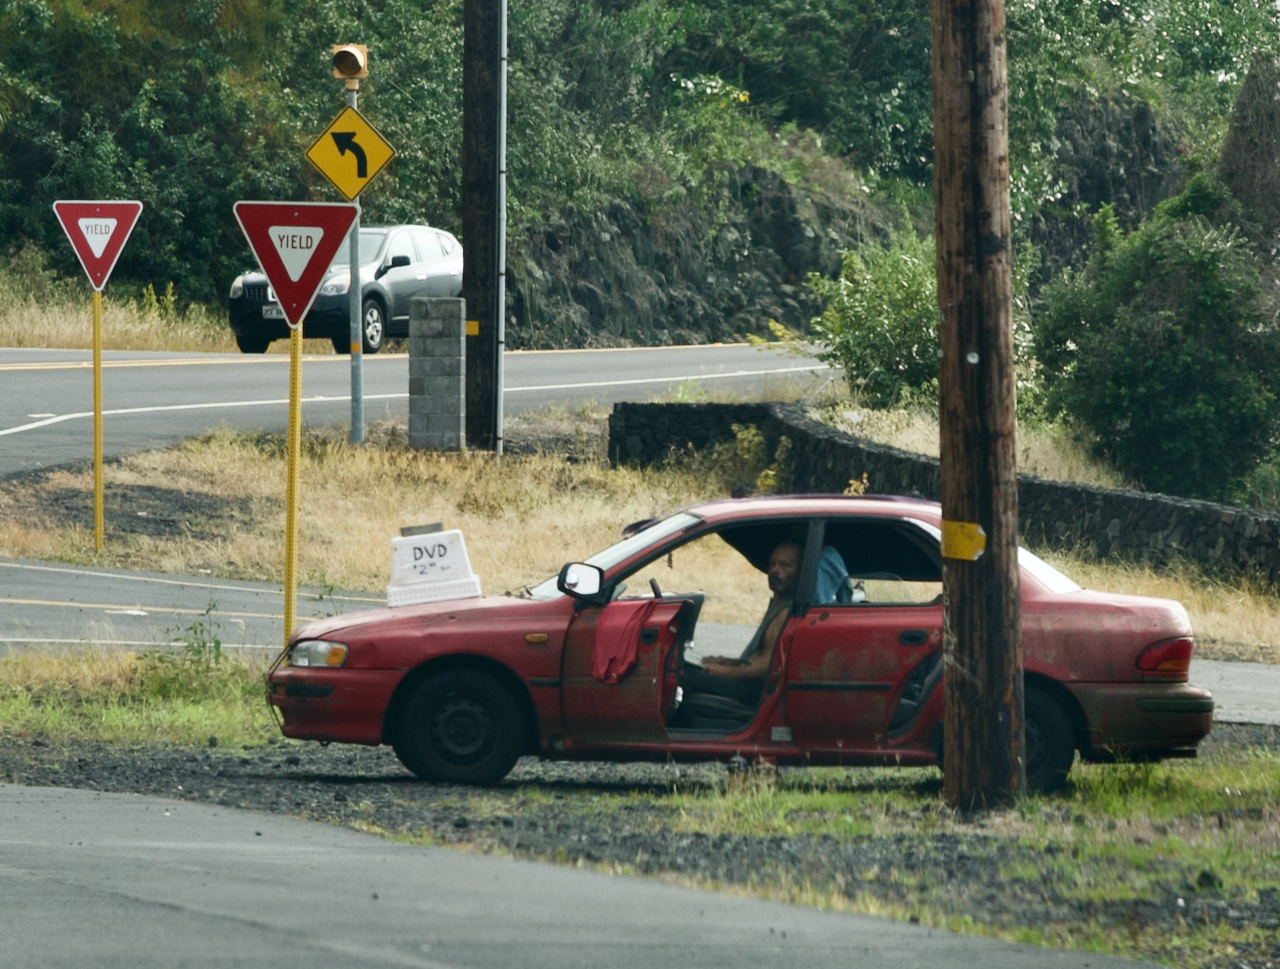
[701,651,772,679]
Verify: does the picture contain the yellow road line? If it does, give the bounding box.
[0,354,408,373]
[0,342,768,372]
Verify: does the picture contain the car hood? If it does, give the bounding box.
[292,593,563,643]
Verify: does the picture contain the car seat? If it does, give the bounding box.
[814,546,853,605]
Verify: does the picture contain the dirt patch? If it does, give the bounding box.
[32,480,267,542]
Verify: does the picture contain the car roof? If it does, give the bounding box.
[684,494,942,525]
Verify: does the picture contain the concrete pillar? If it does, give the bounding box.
[409,298,466,450]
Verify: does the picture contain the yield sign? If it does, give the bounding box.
[52,200,144,291]
[233,201,358,328]
[305,106,396,201]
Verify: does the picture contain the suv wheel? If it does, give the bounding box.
[235,333,270,354]
[361,299,385,354]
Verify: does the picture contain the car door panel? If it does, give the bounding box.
[380,231,422,325]
[561,597,688,746]
[784,604,941,751]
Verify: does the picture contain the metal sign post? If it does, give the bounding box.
[51,200,144,551]
[233,201,359,647]
[307,45,395,445]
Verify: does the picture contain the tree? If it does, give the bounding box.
[1035,175,1280,501]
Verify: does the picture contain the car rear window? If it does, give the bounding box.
[905,517,1082,594]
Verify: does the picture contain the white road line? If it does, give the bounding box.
[0,561,382,603]
[0,393,409,437]
[0,637,277,650]
[0,364,828,436]
[504,363,829,394]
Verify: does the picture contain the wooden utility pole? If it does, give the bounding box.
[931,0,1024,809]
[462,0,507,452]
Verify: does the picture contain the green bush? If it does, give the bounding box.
[808,227,938,408]
[1035,176,1280,501]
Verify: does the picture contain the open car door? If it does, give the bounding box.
[560,596,694,747]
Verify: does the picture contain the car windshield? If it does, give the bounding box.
[524,512,703,599]
[327,229,387,269]
[905,517,1083,594]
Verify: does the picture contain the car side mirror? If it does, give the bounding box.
[557,562,604,599]
[375,254,411,279]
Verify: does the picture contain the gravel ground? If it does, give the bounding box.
[3,723,1280,968]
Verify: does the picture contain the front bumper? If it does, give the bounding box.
[229,293,351,340]
[268,668,404,745]
[1070,681,1214,759]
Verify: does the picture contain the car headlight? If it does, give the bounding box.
[287,640,349,668]
[229,276,244,299]
[319,274,350,296]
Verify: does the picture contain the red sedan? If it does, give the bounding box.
[268,496,1213,792]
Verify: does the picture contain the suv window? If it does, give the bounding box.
[411,229,443,260]
[386,232,416,265]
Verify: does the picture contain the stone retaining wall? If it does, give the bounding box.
[608,401,1280,579]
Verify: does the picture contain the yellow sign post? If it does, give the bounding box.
[305,105,396,201]
[233,201,359,649]
[51,200,144,552]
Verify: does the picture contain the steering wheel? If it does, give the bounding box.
[650,578,663,598]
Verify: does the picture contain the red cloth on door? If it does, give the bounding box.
[590,599,659,684]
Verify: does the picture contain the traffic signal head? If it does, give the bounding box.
[332,44,368,79]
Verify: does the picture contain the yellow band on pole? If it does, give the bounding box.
[92,290,104,551]
[941,520,987,561]
[283,326,303,649]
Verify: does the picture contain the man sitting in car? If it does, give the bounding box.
[680,540,802,707]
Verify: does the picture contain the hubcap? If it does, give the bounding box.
[431,697,492,762]
[363,306,384,346]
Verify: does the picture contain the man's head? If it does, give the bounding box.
[767,542,802,597]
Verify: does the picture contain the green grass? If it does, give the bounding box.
[0,648,277,747]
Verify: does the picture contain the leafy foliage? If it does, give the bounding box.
[808,227,938,408]
[1035,175,1280,500]
[0,0,1276,311]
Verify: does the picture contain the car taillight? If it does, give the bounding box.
[1136,637,1193,679]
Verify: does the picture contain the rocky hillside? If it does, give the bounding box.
[507,164,869,349]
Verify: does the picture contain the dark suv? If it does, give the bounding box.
[227,224,462,354]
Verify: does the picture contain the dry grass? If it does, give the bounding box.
[829,407,1134,489]
[0,422,721,596]
[0,249,335,354]
[1037,548,1280,664]
[2,415,1279,660]
[0,296,342,355]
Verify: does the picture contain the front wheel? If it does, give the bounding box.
[361,298,385,354]
[235,332,270,354]
[1025,687,1076,794]
[393,670,523,784]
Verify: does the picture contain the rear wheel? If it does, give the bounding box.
[235,333,270,354]
[1025,687,1076,793]
[361,298,385,354]
[393,670,523,785]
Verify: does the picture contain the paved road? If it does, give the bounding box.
[2,557,1275,724]
[0,345,830,478]
[0,783,1155,969]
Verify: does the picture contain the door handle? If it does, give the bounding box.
[898,629,929,647]
[639,626,659,644]
[416,274,426,280]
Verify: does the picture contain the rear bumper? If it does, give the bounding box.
[267,668,404,745]
[1070,681,1214,759]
